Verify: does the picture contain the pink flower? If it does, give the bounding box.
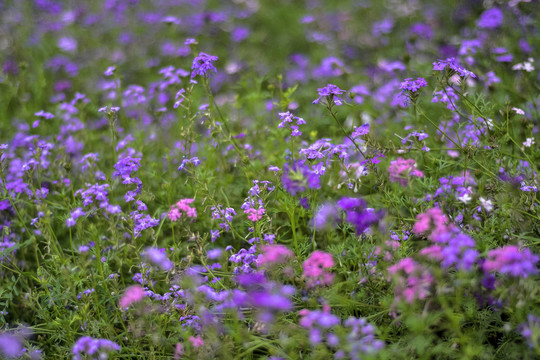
[388,158,423,186]
[189,335,204,348]
[244,207,265,221]
[258,245,294,266]
[388,258,433,304]
[118,285,146,309]
[303,251,335,287]
[413,207,454,241]
[168,198,197,221]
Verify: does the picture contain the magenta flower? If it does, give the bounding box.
[168,198,197,221]
[118,285,146,309]
[258,245,294,266]
[388,258,433,304]
[189,335,204,348]
[483,245,539,278]
[303,251,335,288]
[244,207,265,222]
[413,207,454,242]
[388,158,424,186]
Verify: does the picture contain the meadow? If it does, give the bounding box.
[0,0,539,358]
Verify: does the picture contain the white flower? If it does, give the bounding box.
[512,58,534,72]
[512,107,525,115]
[458,189,472,204]
[523,138,535,147]
[479,197,494,212]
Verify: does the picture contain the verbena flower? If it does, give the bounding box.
[258,245,294,266]
[518,314,540,348]
[432,57,477,79]
[400,77,427,93]
[476,8,503,29]
[72,337,120,360]
[313,84,346,106]
[388,158,424,186]
[168,198,197,221]
[141,247,173,271]
[413,207,455,242]
[118,285,146,309]
[303,251,335,288]
[281,161,320,196]
[191,52,218,79]
[351,123,370,139]
[278,111,306,138]
[337,197,384,235]
[0,333,23,358]
[388,258,433,304]
[483,245,539,278]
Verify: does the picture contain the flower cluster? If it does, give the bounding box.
[258,244,294,267]
[141,247,174,271]
[303,250,335,288]
[432,57,477,79]
[277,111,306,138]
[388,258,434,304]
[337,197,384,235]
[241,180,274,222]
[72,337,120,360]
[281,161,321,196]
[191,52,218,79]
[413,207,455,241]
[313,84,346,106]
[168,198,197,221]
[483,245,539,278]
[119,285,146,309]
[387,158,424,186]
[420,230,479,271]
[210,205,237,241]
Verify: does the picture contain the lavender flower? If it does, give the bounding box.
[141,247,173,271]
[477,8,503,29]
[337,197,384,235]
[400,77,427,93]
[0,333,22,358]
[518,314,540,348]
[281,161,320,196]
[72,336,120,360]
[191,52,218,79]
[483,245,539,278]
[432,58,477,79]
[313,84,346,106]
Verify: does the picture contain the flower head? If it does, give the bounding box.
[191,52,218,79]
[313,84,346,106]
[483,245,539,278]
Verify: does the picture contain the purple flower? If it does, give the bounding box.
[432,58,476,79]
[311,203,339,230]
[483,245,539,278]
[313,84,346,106]
[400,77,427,92]
[72,336,120,360]
[104,66,116,76]
[351,124,370,138]
[0,334,22,358]
[281,161,321,196]
[141,247,173,271]
[518,314,540,348]
[191,52,218,79]
[477,8,503,29]
[337,197,383,235]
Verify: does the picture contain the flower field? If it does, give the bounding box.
[0,0,539,359]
